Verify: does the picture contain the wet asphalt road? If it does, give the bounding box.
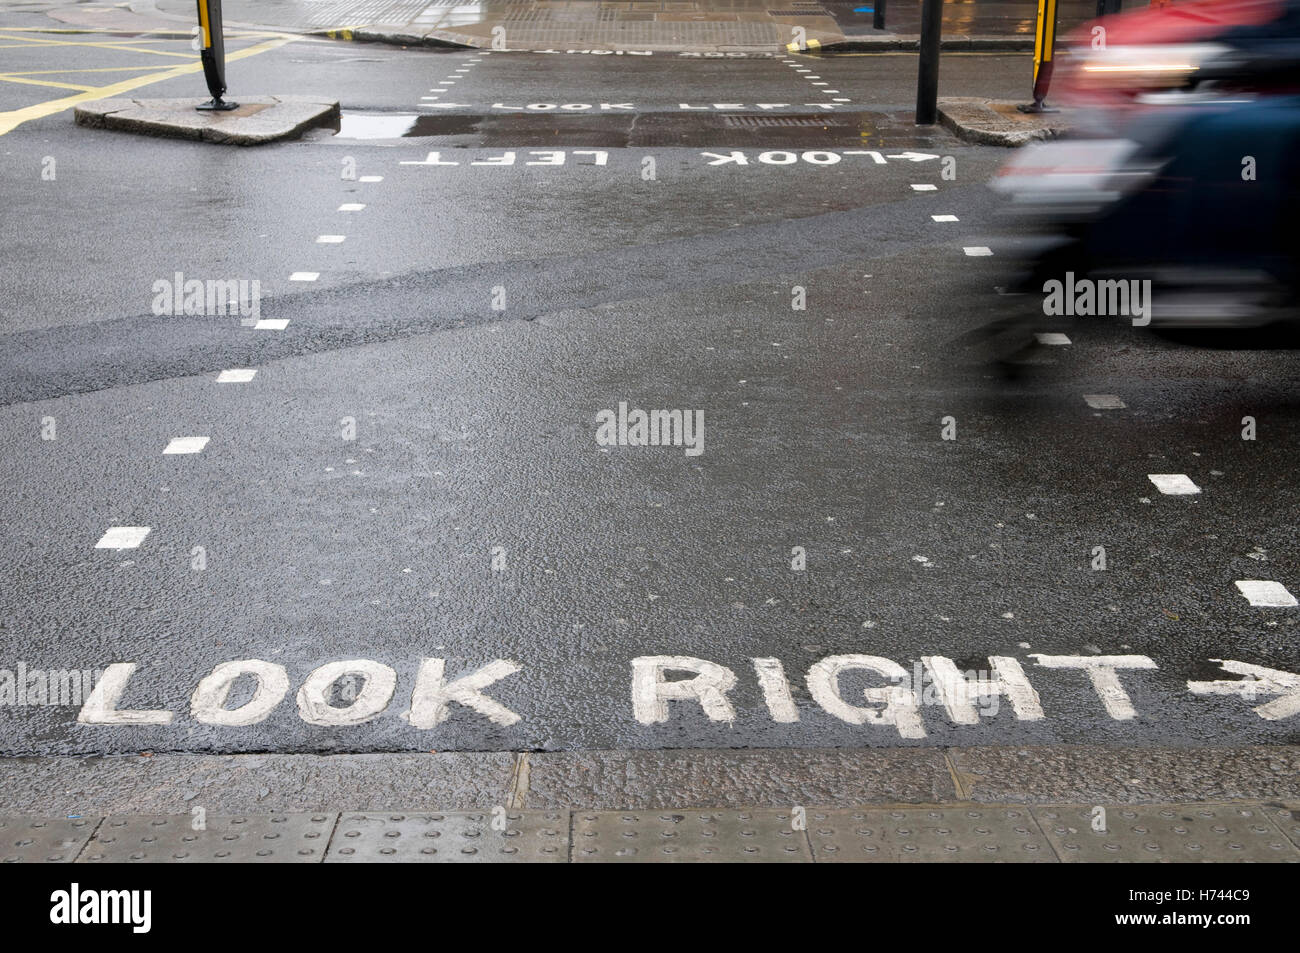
[0,30,1297,755]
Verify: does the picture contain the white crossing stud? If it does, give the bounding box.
[96,527,150,549]
[1148,473,1201,495]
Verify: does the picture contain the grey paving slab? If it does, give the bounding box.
[326,811,568,862]
[0,816,98,864]
[572,809,811,862]
[78,813,336,862]
[806,806,1054,862]
[1031,804,1300,863]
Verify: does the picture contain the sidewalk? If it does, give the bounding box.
[2,746,1297,861]
[120,0,1109,53]
[9,802,1298,862]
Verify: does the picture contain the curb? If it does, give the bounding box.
[74,96,340,145]
[788,35,1035,53]
[937,96,1074,146]
[1,746,1295,815]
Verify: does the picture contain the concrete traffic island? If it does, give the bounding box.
[74,95,340,145]
[938,96,1075,147]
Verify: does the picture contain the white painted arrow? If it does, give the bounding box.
[886,152,941,162]
[1187,659,1300,721]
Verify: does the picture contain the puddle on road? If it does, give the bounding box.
[327,110,946,149]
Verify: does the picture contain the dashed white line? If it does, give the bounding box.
[1083,394,1125,409]
[1235,580,1297,607]
[163,437,209,455]
[911,183,937,191]
[359,176,383,183]
[1148,473,1201,495]
[963,246,993,257]
[338,203,365,211]
[289,271,319,281]
[1034,332,1071,345]
[254,318,289,330]
[216,369,257,383]
[931,214,958,222]
[96,527,150,549]
[316,235,345,243]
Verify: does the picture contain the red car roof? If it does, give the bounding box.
[1070,0,1285,45]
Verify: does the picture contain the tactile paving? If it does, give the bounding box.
[807,807,1053,862]
[1262,804,1300,851]
[326,812,568,862]
[0,817,97,863]
[572,810,811,862]
[1032,804,1300,862]
[78,814,335,863]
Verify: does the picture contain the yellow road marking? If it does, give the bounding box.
[0,34,198,58]
[0,36,297,137]
[2,66,172,76]
[0,75,97,92]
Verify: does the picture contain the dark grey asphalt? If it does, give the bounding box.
[0,31,1296,757]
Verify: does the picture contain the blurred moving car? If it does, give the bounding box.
[990,0,1300,338]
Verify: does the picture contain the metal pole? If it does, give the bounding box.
[873,0,887,31]
[915,0,942,124]
[195,0,238,111]
[1019,0,1059,112]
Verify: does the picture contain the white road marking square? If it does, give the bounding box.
[316,235,345,243]
[164,436,209,455]
[963,246,993,256]
[932,214,958,222]
[911,184,937,191]
[255,318,289,330]
[1148,473,1201,495]
[96,526,150,549]
[1235,580,1298,607]
[359,176,383,182]
[338,204,365,211]
[216,369,257,383]
[289,271,318,281]
[1083,394,1126,409]
[1035,332,1071,345]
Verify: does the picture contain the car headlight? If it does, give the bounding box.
[1074,43,1232,90]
